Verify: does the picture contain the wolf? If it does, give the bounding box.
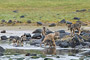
[40,31,60,47]
[67,22,81,36]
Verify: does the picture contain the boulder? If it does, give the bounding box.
[32,29,42,33]
[0,46,5,53]
[1,20,6,23]
[9,36,20,41]
[17,21,22,23]
[59,33,70,39]
[81,33,90,42]
[57,30,65,33]
[24,33,31,37]
[46,30,53,34]
[69,35,81,48]
[1,30,6,33]
[57,34,83,48]
[8,20,12,23]
[59,19,66,23]
[66,21,72,24]
[13,10,18,13]
[30,39,42,45]
[27,20,31,23]
[1,35,8,40]
[25,53,37,56]
[20,15,24,18]
[81,42,90,47]
[59,41,69,48]
[76,9,87,12]
[0,46,5,56]
[37,22,43,25]
[76,20,82,24]
[44,58,53,60]
[32,33,42,39]
[73,17,80,20]
[0,52,4,56]
[49,23,56,27]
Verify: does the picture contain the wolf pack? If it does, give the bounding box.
[12,21,82,48]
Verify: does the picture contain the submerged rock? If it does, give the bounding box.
[44,58,53,60]
[25,53,37,56]
[56,41,69,48]
[17,58,24,60]
[30,39,42,45]
[31,56,40,59]
[1,35,8,40]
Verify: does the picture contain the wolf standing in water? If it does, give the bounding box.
[40,31,60,47]
[41,27,54,47]
[67,22,81,36]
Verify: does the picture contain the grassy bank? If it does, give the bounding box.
[0,0,90,23]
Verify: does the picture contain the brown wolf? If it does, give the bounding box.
[67,22,81,36]
[40,31,60,47]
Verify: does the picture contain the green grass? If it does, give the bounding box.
[0,0,90,23]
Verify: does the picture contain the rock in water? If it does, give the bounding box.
[44,58,53,60]
[57,30,65,33]
[30,39,42,45]
[1,30,6,33]
[1,35,8,40]
[32,33,42,39]
[0,46,5,56]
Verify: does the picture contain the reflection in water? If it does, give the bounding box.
[43,47,56,55]
[57,49,80,55]
[42,48,83,56]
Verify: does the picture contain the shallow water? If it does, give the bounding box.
[0,40,90,60]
